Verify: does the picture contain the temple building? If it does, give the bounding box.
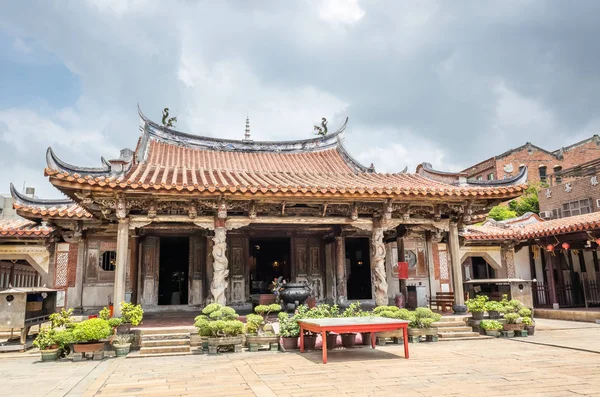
[1,109,529,316]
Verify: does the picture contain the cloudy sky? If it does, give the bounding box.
[1,0,600,197]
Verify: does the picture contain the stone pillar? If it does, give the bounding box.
[448,222,466,312]
[210,226,228,305]
[335,236,346,303]
[71,240,86,310]
[113,218,130,317]
[205,236,214,303]
[371,220,388,306]
[501,244,516,278]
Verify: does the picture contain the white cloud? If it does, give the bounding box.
[317,0,365,25]
[12,37,31,53]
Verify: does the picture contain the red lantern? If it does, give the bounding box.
[561,242,570,250]
[397,262,409,279]
[546,244,554,252]
[595,238,600,246]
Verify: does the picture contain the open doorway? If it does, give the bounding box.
[345,238,372,299]
[158,237,189,305]
[249,238,291,294]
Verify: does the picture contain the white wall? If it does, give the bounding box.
[514,248,532,280]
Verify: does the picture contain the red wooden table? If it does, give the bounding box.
[298,317,410,364]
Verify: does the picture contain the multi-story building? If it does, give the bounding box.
[462,135,600,185]
[539,157,600,220]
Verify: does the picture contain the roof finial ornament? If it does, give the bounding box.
[162,107,177,128]
[244,115,251,141]
[314,117,328,136]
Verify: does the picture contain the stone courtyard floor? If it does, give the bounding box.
[1,319,599,397]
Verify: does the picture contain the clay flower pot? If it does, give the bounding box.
[325,333,338,348]
[40,348,59,362]
[113,343,131,357]
[73,342,105,353]
[341,333,357,348]
[281,337,299,350]
[303,334,317,350]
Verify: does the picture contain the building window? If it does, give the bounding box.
[99,251,117,271]
[539,165,547,183]
[553,165,562,184]
[487,173,494,180]
[477,176,483,181]
[561,199,591,218]
[552,208,562,219]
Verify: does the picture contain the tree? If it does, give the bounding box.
[488,206,518,221]
[508,185,540,216]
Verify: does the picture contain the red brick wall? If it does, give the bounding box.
[462,157,496,179]
[560,140,600,169]
[539,172,600,216]
[495,147,558,184]
[67,243,78,288]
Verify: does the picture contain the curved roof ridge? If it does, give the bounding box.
[417,162,528,187]
[10,183,73,206]
[335,135,372,173]
[46,147,111,176]
[138,105,348,153]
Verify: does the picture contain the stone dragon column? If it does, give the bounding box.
[210,200,229,305]
[371,219,388,306]
[113,198,129,317]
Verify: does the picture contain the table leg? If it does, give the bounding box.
[322,330,327,364]
[300,326,304,353]
[403,326,409,359]
[371,332,376,349]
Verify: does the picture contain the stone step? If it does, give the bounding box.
[432,321,468,328]
[435,326,473,333]
[137,327,195,335]
[438,335,493,341]
[438,331,480,338]
[140,345,191,355]
[141,333,191,341]
[127,350,193,359]
[438,315,470,322]
[141,339,190,347]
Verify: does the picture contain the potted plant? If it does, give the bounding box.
[33,327,60,362]
[373,306,412,344]
[245,303,281,351]
[465,295,488,320]
[479,320,503,337]
[194,303,244,354]
[112,334,132,357]
[118,302,144,333]
[72,318,112,353]
[294,305,317,350]
[484,300,504,319]
[521,316,535,336]
[313,304,340,348]
[339,302,363,348]
[502,313,522,337]
[278,311,300,350]
[408,308,441,341]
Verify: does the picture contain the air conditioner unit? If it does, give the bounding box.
[540,211,553,219]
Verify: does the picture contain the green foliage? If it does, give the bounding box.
[484,300,505,313]
[508,184,540,216]
[194,315,211,337]
[277,312,300,338]
[311,303,340,318]
[518,307,532,318]
[120,302,144,326]
[466,295,488,313]
[488,206,517,221]
[98,307,111,321]
[54,328,75,347]
[108,318,123,328]
[207,320,244,337]
[72,318,112,343]
[341,302,363,317]
[33,327,58,350]
[521,317,534,326]
[49,308,73,329]
[410,308,441,328]
[503,313,520,324]
[202,304,239,321]
[244,314,264,335]
[480,320,503,331]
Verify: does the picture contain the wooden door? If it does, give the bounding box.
[228,236,248,305]
[141,236,159,306]
[293,237,325,301]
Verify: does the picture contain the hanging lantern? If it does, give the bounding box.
[546,244,554,252]
[561,242,570,250]
[595,238,600,246]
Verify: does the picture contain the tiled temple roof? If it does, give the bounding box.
[10,183,92,219]
[463,211,600,240]
[43,108,528,199]
[0,218,54,238]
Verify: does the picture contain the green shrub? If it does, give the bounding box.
[33,327,58,350]
[203,304,239,321]
[195,305,244,337]
[120,302,144,326]
[278,312,300,338]
[244,314,264,335]
[503,313,520,324]
[373,306,400,315]
[54,328,75,348]
[98,307,111,321]
[194,315,211,337]
[410,308,442,328]
[480,320,503,331]
[521,317,534,326]
[207,320,244,337]
[342,302,363,317]
[484,300,505,313]
[49,308,74,329]
[518,307,532,318]
[72,318,112,343]
[108,318,123,328]
[466,295,488,313]
[202,303,222,315]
